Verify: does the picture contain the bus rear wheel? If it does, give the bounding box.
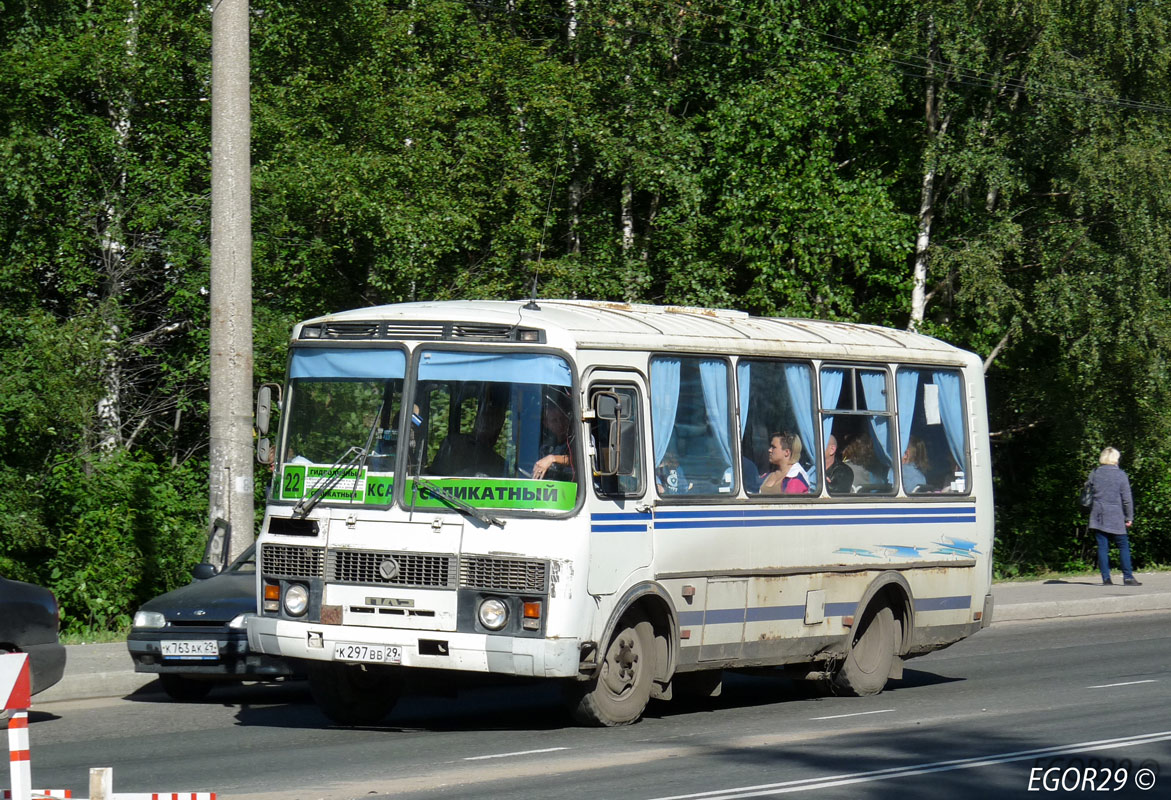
[828,603,898,697]
[569,616,655,726]
[308,662,401,725]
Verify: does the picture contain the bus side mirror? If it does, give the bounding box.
[592,392,636,477]
[256,385,274,434]
[256,383,281,465]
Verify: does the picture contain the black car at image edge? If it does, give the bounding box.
[127,544,300,700]
[0,575,66,698]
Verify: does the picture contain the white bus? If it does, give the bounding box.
[247,300,994,726]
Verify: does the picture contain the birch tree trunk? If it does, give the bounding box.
[909,15,948,332]
[95,0,140,453]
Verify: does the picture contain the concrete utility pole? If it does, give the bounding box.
[208,0,254,565]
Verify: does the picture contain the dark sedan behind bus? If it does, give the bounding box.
[127,544,300,700]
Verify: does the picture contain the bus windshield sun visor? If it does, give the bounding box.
[290,348,406,380]
[417,351,571,385]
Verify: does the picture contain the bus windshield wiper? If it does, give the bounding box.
[293,445,365,518]
[413,476,505,529]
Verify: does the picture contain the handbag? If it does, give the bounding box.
[1079,480,1093,509]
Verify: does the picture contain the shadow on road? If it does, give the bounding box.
[225,666,966,734]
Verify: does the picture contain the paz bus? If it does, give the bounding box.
[246,300,994,726]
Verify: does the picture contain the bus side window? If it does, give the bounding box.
[895,367,970,494]
[591,385,644,497]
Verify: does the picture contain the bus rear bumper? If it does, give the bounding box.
[246,615,581,679]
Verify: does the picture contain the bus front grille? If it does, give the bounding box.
[329,550,457,589]
[460,556,548,593]
[261,543,325,579]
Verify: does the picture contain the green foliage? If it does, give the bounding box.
[3,0,1171,625]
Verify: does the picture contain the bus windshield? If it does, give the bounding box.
[277,348,406,507]
[407,350,578,514]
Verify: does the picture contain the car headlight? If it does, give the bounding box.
[283,584,309,617]
[133,610,166,629]
[477,598,508,631]
[228,612,255,630]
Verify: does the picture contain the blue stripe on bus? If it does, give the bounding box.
[653,506,974,520]
[590,524,649,533]
[655,515,974,530]
[676,596,972,629]
[914,595,972,612]
[591,512,654,521]
[825,602,857,617]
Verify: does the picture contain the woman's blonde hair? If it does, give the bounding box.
[1099,447,1121,466]
[771,431,802,462]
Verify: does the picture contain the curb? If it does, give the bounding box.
[993,592,1171,623]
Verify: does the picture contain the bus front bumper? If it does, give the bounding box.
[246,615,582,679]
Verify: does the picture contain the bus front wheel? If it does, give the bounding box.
[308,662,401,726]
[569,616,655,726]
[828,603,898,697]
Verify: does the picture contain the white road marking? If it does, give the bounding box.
[645,730,1171,799]
[464,747,569,761]
[809,709,894,721]
[1087,679,1158,689]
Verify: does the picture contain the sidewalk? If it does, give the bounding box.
[32,571,1171,705]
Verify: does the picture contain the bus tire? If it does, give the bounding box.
[308,662,401,725]
[568,615,655,726]
[160,674,214,702]
[829,603,898,697]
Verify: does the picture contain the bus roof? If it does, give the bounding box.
[295,300,976,365]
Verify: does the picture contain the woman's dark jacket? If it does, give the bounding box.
[1087,464,1134,535]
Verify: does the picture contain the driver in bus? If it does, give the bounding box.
[532,388,574,481]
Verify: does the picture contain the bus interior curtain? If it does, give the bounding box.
[932,370,966,471]
[896,368,920,461]
[860,371,892,481]
[784,362,817,487]
[736,361,751,437]
[650,357,681,467]
[699,359,733,470]
[820,367,845,450]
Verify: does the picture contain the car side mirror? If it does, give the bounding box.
[192,563,219,580]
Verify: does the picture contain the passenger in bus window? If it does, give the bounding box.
[824,434,853,494]
[532,389,574,481]
[901,435,930,493]
[842,435,880,492]
[656,449,692,494]
[759,432,810,494]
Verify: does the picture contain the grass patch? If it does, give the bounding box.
[60,627,129,645]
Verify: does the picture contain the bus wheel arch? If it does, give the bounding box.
[570,583,677,726]
[828,572,913,697]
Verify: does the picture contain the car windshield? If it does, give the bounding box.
[405,350,578,514]
[228,545,256,574]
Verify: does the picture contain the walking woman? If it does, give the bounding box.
[1086,447,1141,586]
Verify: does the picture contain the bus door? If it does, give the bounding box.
[585,372,651,596]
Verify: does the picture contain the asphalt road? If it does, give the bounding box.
[21,611,1171,800]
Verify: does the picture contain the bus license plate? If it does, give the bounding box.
[333,643,402,664]
[161,640,218,659]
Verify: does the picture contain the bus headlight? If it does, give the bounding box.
[478,598,508,630]
[284,584,309,617]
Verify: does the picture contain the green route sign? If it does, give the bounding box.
[278,464,576,511]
